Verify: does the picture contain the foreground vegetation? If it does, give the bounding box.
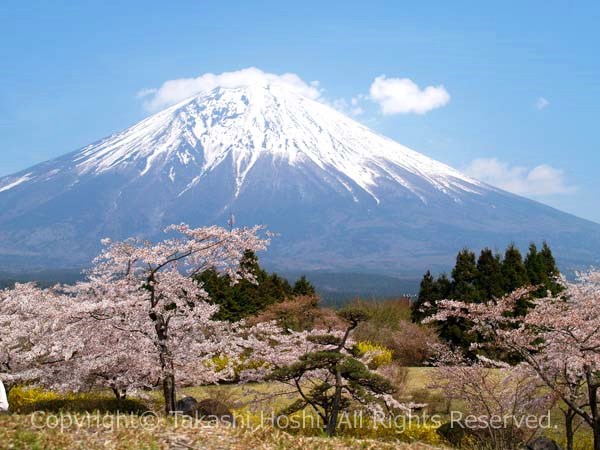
[1,371,595,450]
[0,413,444,450]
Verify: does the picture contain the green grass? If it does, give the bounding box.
[404,367,435,391]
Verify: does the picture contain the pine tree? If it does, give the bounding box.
[451,249,479,301]
[421,242,562,358]
[524,243,551,298]
[436,273,452,299]
[539,241,562,295]
[435,251,480,349]
[269,308,395,437]
[476,248,504,301]
[195,251,308,321]
[502,244,531,316]
[501,244,529,293]
[240,249,260,273]
[525,243,544,284]
[412,270,438,323]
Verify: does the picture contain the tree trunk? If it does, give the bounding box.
[592,416,600,450]
[587,376,600,450]
[162,371,176,415]
[564,410,574,450]
[326,368,344,437]
[154,313,176,415]
[111,386,126,401]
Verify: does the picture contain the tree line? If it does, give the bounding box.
[196,250,316,322]
[411,242,561,349]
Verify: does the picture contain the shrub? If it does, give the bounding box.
[352,298,411,324]
[396,422,442,445]
[354,318,440,366]
[210,355,230,373]
[206,353,269,380]
[8,387,149,414]
[249,295,345,331]
[353,341,393,369]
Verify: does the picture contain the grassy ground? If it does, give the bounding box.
[0,369,446,449]
[404,367,435,390]
[0,414,446,450]
[0,367,595,449]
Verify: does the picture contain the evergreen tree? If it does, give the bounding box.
[420,242,562,356]
[524,243,551,298]
[411,270,438,323]
[436,273,452,299]
[436,251,480,349]
[269,308,395,437]
[195,250,311,321]
[525,243,545,285]
[293,275,316,296]
[502,244,531,316]
[239,249,260,273]
[451,249,479,301]
[539,241,562,295]
[476,248,504,301]
[501,244,529,293]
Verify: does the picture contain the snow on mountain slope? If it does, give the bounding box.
[2,84,486,203]
[0,82,599,274]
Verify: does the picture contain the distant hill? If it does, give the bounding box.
[0,269,84,289]
[0,268,417,304]
[281,271,419,305]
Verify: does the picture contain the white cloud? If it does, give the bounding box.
[136,88,157,98]
[369,76,450,115]
[536,96,550,110]
[465,158,576,196]
[331,96,364,116]
[138,67,322,112]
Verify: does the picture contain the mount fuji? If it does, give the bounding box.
[1,82,599,275]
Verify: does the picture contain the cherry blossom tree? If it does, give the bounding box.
[73,223,269,413]
[0,282,321,406]
[430,347,554,448]
[2,223,386,423]
[0,223,340,416]
[0,283,81,392]
[427,271,600,450]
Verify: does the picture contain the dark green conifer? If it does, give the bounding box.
[501,244,529,293]
[476,248,504,301]
[451,249,479,301]
[411,270,438,323]
[293,275,316,296]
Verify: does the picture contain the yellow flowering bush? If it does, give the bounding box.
[353,341,393,369]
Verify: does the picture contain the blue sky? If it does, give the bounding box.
[1,1,599,222]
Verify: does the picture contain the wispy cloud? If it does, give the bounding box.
[465,158,576,196]
[137,67,322,112]
[330,96,365,116]
[368,76,450,115]
[536,96,549,110]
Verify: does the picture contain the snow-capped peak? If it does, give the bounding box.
[2,82,485,203]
